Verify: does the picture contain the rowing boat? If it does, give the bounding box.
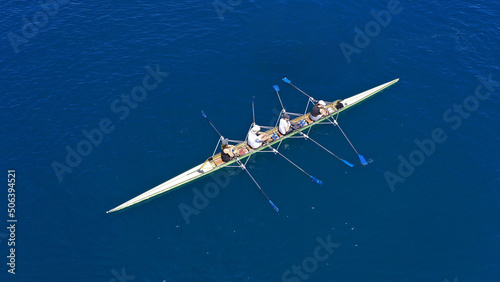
[107,78,399,213]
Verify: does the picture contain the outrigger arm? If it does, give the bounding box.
[201,110,280,213]
[274,80,354,168]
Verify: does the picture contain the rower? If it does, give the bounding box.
[220,138,237,162]
[279,113,300,135]
[309,100,327,122]
[247,125,271,149]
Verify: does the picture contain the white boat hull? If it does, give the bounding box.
[107,78,399,213]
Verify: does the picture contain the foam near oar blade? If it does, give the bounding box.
[310,176,323,185]
[358,154,368,165]
[282,77,291,83]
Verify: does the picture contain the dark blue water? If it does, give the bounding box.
[1,1,499,281]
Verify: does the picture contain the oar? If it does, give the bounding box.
[234,157,279,212]
[201,110,280,212]
[329,118,368,165]
[273,85,285,111]
[251,96,256,125]
[295,131,354,167]
[282,77,316,102]
[201,111,223,138]
[266,144,322,185]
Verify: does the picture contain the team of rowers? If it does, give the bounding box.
[220,100,329,162]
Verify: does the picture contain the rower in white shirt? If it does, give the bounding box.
[247,125,271,149]
[278,113,300,135]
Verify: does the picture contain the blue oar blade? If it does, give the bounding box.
[282,77,291,83]
[269,200,279,212]
[201,111,207,119]
[358,154,368,165]
[342,159,354,167]
[252,96,255,103]
[310,175,323,185]
[273,85,280,91]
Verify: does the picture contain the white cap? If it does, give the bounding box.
[318,100,326,106]
[251,125,261,133]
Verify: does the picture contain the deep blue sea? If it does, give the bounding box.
[1,1,499,281]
